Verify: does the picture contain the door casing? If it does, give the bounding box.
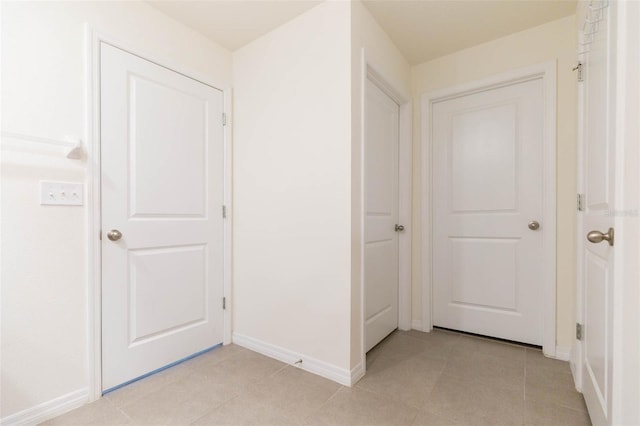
[420,62,557,357]
[359,52,412,375]
[85,27,233,401]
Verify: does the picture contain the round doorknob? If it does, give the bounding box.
[528,221,540,230]
[107,229,122,241]
[395,224,405,232]
[587,228,614,246]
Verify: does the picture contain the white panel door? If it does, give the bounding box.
[580,3,615,424]
[101,43,225,391]
[364,79,400,352]
[432,78,544,345]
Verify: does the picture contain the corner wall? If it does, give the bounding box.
[1,1,231,420]
[410,15,578,349]
[232,1,354,376]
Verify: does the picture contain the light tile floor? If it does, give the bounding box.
[43,329,591,425]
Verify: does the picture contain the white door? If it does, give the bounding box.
[579,3,615,424]
[432,78,545,345]
[101,43,225,391]
[364,79,400,352]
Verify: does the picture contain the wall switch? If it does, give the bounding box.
[40,181,84,206]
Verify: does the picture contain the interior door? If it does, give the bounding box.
[364,79,400,352]
[101,43,225,391]
[432,78,545,345]
[579,2,615,424]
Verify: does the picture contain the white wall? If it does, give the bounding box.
[410,15,578,348]
[349,0,411,370]
[1,1,231,419]
[2,1,581,421]
[232,2,353,374]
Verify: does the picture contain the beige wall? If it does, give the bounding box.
[350,0,411,369]
[232,1,353,372]
[410,15,578,348]
[1,1,231,419]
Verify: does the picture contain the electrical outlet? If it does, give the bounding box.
[40,181,84,206]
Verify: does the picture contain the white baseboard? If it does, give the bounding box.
[350,361,365,385]
[570,353,578,386]
[1,388,88,426]
[568,342,583,392]
[554,345,572,361]
[232,332,356,386]
[411,320,424,331]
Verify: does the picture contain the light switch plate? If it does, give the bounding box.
[40,181,84,206]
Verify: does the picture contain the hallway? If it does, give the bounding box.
[44,329,590,425]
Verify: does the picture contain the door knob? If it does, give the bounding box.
[395,224,405,232]
[107,229,122,241]
[587,228,614,246]
[528,221,540,230]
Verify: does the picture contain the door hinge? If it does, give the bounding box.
[222,297,226,310]
[573,62,584,82]
[577,193,585,211]
[222,205,227,218]
[576,323,583,340]
[222,113,227,126]
[99,230,102,240]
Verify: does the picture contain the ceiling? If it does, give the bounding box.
[149,1,322,52]
[149,0,577,65]
[362,1,577,65]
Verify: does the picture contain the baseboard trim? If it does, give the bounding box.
[1,388,88,426]
[554,345,571,361]
[411,320,424,331]
[570,351,578,386]
[232,332,354,386]
[350,362,365,386]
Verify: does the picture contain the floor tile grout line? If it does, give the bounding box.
[554,402,590,414]
[354,381,421,406]
[106,368,190,411]
[116,353,284,423]
[187,346,249,371]
[103,394,139,425]
[298,385,345,424]
[398,329,462,346]
[351,383,430,418]
[526,396,590,415]
[265,362,293,380]
[186,392,245,426]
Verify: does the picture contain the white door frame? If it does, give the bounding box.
[84,27,233,401]
[359,51,412,370]
[420,62,557,356]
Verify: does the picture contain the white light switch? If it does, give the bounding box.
[40,181,84,206]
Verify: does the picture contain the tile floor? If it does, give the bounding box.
[43,329,591,425]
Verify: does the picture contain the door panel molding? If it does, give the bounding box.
[85,26,232,401]
[420,61,557,356]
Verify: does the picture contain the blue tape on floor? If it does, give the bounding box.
[102,342,223,395]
